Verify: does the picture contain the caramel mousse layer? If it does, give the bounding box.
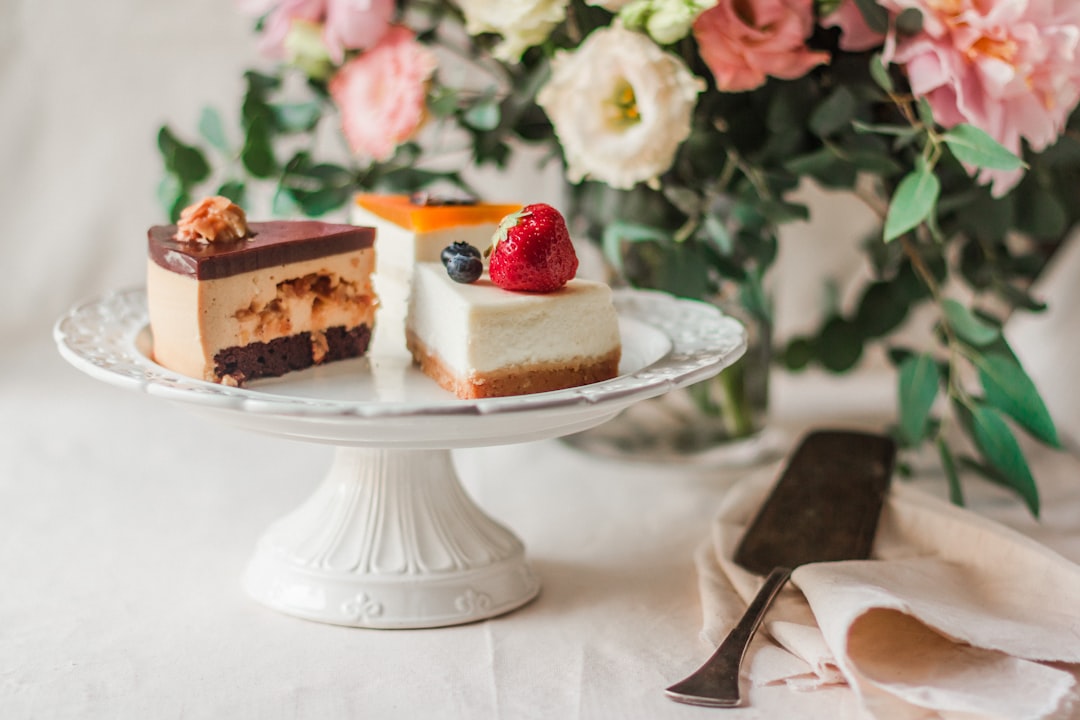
[147,249,377,382]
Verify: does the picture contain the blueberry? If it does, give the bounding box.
[445,254,483,284]
[440,241,482,268]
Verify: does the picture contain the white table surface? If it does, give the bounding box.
[3,333,1079,720]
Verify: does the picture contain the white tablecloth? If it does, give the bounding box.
[4,332,1079,720]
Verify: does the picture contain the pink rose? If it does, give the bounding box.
[693,0,830,92]
[822,0,885,52]
[323,0,396,63]
[329,26,438,161]
[881,0,1080,195]
[242,0,394,62]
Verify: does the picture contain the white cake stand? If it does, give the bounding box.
[55,287,746,629]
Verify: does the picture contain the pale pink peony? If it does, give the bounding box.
[822,0,886,52]
[881,0,1080,195]
[242,0,394,62]
[692,0,830,92]
[328,26,438,161]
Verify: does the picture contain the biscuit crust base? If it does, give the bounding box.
[406,330,621,399]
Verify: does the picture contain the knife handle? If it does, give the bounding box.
[665,566,793,708]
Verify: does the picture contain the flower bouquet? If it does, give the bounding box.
[158,0,1080,515]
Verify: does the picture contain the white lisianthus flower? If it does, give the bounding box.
[537,25,705,190]
[456,0,569,62]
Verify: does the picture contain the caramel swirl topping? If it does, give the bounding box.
[175,196,250,244]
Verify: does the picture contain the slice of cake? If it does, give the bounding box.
[406,265,621,398]
[406,203,621,399]
[147,196,377,385]
[351,192,521,352]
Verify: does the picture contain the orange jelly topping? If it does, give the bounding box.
[355,194,522,233]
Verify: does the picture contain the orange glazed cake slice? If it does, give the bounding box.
[147,197,377,385]
[406,263,621,399]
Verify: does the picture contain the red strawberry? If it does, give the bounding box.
[488,203,578,292]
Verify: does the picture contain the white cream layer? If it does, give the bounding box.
[406,262,620,375]
[147,249,376,381]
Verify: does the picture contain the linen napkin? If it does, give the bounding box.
[696,469,1080,719]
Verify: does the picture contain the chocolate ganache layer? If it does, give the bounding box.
[148,221,376,280]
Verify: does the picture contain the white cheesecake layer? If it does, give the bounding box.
[147,249,376,381]
[406,262,620,375]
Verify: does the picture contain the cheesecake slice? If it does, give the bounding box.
[406,263,621,399]
[147,199,377,385]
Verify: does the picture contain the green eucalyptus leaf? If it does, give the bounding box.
[853,0,889,33]
[936,437,964,506]
[428,86,459,117]
[157,126,211,186]
[783,337,814,371]
[818,316,863,373]
[974,351,1060,448]
[601,221,670,276]
[216,180,246,207]
[941,298,998,346]
[895,7,924,35]
[884,163,940,241]
[916,97,935,127]
[957,401,1040,517]
[943,124,1025,171]
[897,353,940,445]
[198,107,230,154]
[270,101,322,133]
[852,120,919,138]
[809,87,857,138]
[869,53,894,93]
[463,98,501,131]
[854,281,909,338]
[241,114,277,178]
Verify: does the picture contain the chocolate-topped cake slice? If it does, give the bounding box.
[147,196,377,385]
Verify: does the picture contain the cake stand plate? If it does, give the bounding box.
[55,287,746,628]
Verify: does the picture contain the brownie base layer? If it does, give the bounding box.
[214,324,371,385]
[407,331,621,399]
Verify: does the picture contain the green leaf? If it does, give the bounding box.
[957,402,1040,516]
[898,353,940,445]
[854,281,909,338]
[809,87,857,138]
[853,0,889,33]
[936,438,964,506]
[601,221,670,276]
[198,107,230,154]
[216,180,246,207]
[974,351,1060,448]
[869,53,894,93]
[428,86,459,117]
[241,114,277,178]
[942,124,1025,171]
[270,101,322,133]
[157,125,210,186]
[782,337,814,371]
[884,163,940,241]
[463,98,501,131]
[941,298,998,346]
[818,316,863,373]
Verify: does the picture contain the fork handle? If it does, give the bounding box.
[665,566,793,707]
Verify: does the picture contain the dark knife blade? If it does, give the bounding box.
[734,429,896,575]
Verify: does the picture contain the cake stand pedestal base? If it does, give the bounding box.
[243,447,540,628]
